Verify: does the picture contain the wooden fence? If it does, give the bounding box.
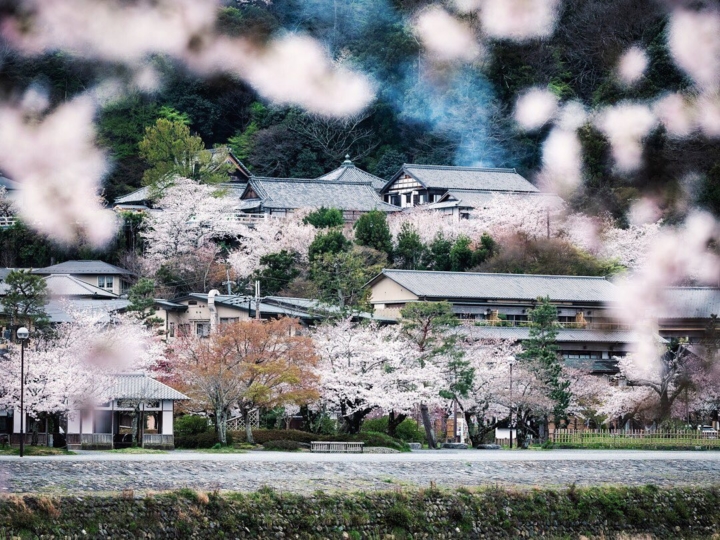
[553,429,720,448]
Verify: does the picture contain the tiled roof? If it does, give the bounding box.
[433,190,563,210]
[44,299,131,323]
[0,175,20,191]
[110,373,188,400]
[33,260,134,276]
[657,287,720,319]
[372,269,616,303]
[243,177,399,212]
[44,274,118,298]
[386,164,539,193]
[318,160,388,191]
[114,186,151,205]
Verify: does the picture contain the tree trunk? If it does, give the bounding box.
[420,403,437,449]
[31,419,38,446]
[387,411,407,438]
[216,407,227,445]
[243,408,254,445]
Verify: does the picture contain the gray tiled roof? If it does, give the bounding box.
[44,298,131,323]
[318,162,388,192]
[243,178,399,212]
[44,274,118,298]
[373,269,616,303]
[434,190,563,210]
[114,186,151,205]
[110,374,188,400]
[657,287,720,319]
[0,175,20,191]
[386,164,539,193]
[33,260,134,276]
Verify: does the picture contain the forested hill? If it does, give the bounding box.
[2,0,718,221]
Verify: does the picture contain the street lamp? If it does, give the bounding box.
[507,356,516,449]
[16,327,29,458]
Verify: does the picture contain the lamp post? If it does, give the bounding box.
[507,356,516,449]
[16,327,29,458]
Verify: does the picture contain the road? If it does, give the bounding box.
[1,449,719,494]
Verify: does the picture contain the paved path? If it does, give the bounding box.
[1,450,719,495]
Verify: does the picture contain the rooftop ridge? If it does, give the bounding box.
[403,164,518,173]
[253,177,374,186]
[382,269,610,280]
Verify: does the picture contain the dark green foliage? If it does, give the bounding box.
[472,234,497,267]
[262,440,301,451]
[519,298,571,423]
[308,230,352,262]
[353,211,393,256]
[174,415,210,437]
[422,232,453,271]
[251,250,300,296]
[361,417,425,443]
[127,278,157,320]
[394,222,425,270]
[228,428,409,451]
[174,431,231,449]
[450,235,474,272]
[310,247,385,310]
[303,207,344,229]
[373,149,406,180]
[0,270,49,331]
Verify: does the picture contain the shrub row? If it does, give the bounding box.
[175,432,234,449]
[2,486,719,539]
[228,429,409,451]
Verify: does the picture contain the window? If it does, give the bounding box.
[97,276,114,289]
[220,317,239,325]
[196,322,211,337]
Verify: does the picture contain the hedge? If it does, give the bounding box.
[228,429,409,451]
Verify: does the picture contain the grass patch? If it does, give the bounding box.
[186,446,247,454]
[0,446,74,456]
[108,447,168,454]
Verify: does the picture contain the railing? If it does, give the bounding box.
[225,409,259,431]
[81,433,113,446]
[10,433,48,446]
[553,429,720,448]
[143,434,174,447]
[466,320,631,331]
[0,216,16,228]
[311,441,364,453]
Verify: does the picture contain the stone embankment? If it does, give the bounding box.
[1,486,719,539]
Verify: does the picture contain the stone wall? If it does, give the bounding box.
[1,485,719,539]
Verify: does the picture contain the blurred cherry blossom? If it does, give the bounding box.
[414,7,481,62]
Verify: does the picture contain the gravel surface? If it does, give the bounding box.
[2,450,720,495]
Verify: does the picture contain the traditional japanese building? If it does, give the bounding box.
[317,156,388,193]
[33,260,134,297]
[656,287,720,341]
[237,177,399,222]
[380,164,540,209]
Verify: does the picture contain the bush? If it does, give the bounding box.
[228,429,409,451]
[175,431,234,449]
[263,440,301,451]
[360,417,425,443]
[174,415,209,437]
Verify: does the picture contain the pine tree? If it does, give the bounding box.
[518,297,571,437]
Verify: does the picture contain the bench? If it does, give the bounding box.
[311,441,364,453]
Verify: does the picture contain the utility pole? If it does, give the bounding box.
[255,280,261,321]
[222,268,233,295]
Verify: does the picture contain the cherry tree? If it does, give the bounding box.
[227,210,317,279]
[0,308,162,443]
[0,186,13,218]
[313,320,444,434]
[468,194,565,240]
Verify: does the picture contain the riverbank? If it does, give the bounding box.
[1,485,719,539]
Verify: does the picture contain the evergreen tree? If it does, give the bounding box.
[471,234,497,267]
[394,222,426,270]
[450,235,474,271]
[0,270,49,336]
[400,301,473,448]
[308,230,352,263]
[303,207,344,229]
[518,297,571,438]
[252,250,301,296]
[423,232,453,271]
[353,210,393,257]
